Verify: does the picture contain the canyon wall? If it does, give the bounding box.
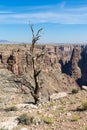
[0,44,87,86]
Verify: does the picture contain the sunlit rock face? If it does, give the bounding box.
[0,44,87,86]
[0,44,62,75]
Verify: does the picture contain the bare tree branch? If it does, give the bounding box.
[30,25,43,54]
[29,25,43,104]
[36,28,43,36]
[30,24,34,38]
[34,69,41,77]
[14,77,35,91]
[36,52,44,60]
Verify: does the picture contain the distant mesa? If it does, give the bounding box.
[0,40,10,43]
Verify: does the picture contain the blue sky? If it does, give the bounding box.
[0,0,87,43]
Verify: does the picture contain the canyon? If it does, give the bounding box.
[0,44,87,88]
[0,44,87,130]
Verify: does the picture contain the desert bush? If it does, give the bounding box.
[0,99,2,103]
[32,117,42,125]
[18,113,34,125]
[5,106,18,112]
[71,115,80,121]
[72,89,78,94]
[82,101,87,110]
[43,116,54,125]
[50,101,56,107]
[83,126,87,130]
[41,103,46,109]
[0,128,8,130]
[59,105,65,113]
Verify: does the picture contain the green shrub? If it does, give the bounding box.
[0,128,8,130]
[43,117,54,125]
[5,106,18,112]
[72,115,79,121]
[18,113,34,125]
[82,101,87,110]
[83,126,87,130]
[50,101,56,107]
[32,117,42,125]
[41,104,46,109]
[72,89,78,94]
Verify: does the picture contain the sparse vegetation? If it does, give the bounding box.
[70,101,76,104]
[60,99,66,105]
[0,44,87,130]
[71,115,80,121]
[41,103,46,109]
[50,101,56,107]
[18,113,34,125]
[72,89,78,94]
[59,105,65,112]
[18,113,42,126]
[0,99,2,103]
[5,106,18,112]
[43,116,54,125]
[82,126,87,130]
[0,128,8,130]
[82,101,87,110]
[32,117,42,125]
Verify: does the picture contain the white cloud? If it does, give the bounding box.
[0,4,87,24]
[0,11,12,14]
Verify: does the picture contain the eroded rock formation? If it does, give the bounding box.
[0,44,87,87]
[69,46,82,79]
[0,44,62,75]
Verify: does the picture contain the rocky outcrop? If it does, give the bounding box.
[7,49,27,75]
[78,47,87,85]
[50,92,68,101]
[69,46,82,79]
[0,44,62,75]
[1,44,87,87]
[0,117,18,130]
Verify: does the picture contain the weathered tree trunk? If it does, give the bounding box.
[31,57,40,104]
[29,25,43,104]
[34,71,40,103]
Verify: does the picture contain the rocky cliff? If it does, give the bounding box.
[0,44,79,96]
[1,44,87,88]
[69,46,82,79]
[60,45,87,86]
[0,44,62,75]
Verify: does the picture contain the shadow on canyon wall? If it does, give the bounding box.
[60,46,87,87]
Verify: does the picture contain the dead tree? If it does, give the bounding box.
[29,25,43,104]
[11,25,44,104]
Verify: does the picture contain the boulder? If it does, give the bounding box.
[50,92,68,100]
[82,85,87,90]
